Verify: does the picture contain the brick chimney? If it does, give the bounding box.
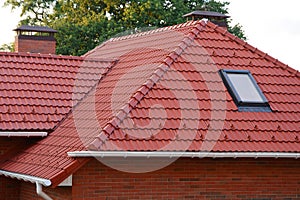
[183,10,229,28]
[14,25,57,54]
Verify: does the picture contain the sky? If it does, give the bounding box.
[0,0,299,71]
[223,0,300,71]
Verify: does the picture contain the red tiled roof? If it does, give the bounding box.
[0,52,114,131]
[0,20,299,186]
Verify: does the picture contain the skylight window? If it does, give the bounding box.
[219,69,271,112]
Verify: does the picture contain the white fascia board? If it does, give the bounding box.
[0,132,48,137]
[67,151,300,159]
[0,170,51,187]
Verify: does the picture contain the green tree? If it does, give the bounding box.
[4,0,55,25]
[5,0,247,56]
[227,22,246,40]
[0,43,15,52]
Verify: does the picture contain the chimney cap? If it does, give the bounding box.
[13,25,57,33]
[183,10,230,19]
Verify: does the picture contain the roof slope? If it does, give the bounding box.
[0,52,113,131]
[0,20,299,186]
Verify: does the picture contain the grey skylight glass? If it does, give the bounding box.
[227,73,264,102]
[219,69,271,112]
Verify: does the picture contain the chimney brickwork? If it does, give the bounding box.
[14,25,57,54]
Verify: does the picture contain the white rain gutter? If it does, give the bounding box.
[0,170,52,200]
[0,132,48,137]
[68,151,300,159]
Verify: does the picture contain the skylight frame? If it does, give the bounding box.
[219,69,271,111]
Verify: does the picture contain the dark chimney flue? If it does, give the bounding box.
[14,25,57,54]
[183,10,230,28]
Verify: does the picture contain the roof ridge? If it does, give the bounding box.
[205,21,300,79]
[88,21,207,150]
[0,51,83,60]
[106,21,200,43]
[84,20,200,55]
[83,39,113,58]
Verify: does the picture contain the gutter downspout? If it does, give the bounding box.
[0,170,53,200]
[36,182,53,200]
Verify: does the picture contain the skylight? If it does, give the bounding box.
[219,69,271,112]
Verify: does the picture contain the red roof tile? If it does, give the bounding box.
[0,20,299,185]
[0,52,115,131]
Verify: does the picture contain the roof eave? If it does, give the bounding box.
[0,131,48,137]
[0,170,51,187]
[68,151,300,159]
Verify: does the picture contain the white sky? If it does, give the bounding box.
[0,0,299,71]
[0,0,20,45]
[225,0,300,71]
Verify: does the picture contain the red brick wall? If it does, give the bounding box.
[0,138,14,156]
[15,37,56,54]
[0,177,20,200]
[72,157,300,199]
[19,182,71,200]
[0,138,29,157]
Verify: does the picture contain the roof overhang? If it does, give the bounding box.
[0,170,51,187]
[0,131,48,137]
[68,151,300,159]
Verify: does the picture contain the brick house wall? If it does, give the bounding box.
[0,138,16,156]
[19,182,71,200]
[0,177,20,200]
[0,175,71,200]
[1,157,299,199]
[0,138,33,157]
[72,157,300,199]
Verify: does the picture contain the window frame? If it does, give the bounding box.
[219,69,271,111]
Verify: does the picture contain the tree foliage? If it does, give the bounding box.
[0,43,15,52]
[4,0,55,25]
[5,0,247,56]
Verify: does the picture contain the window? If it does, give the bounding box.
[219,69,271,112]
